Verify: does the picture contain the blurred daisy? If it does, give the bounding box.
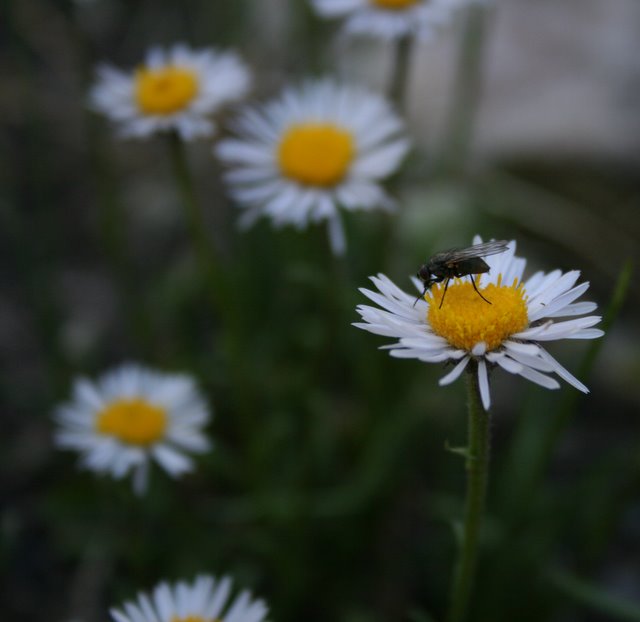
[110,574,268,622]
[90,43,252,140]
[215,79,409,254]
[354,237,604,410]
[54,364,211,494]
[310,0,473,40]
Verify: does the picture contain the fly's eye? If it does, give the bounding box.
[418,266,431,282]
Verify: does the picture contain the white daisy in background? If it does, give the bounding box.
[90,43,252,140]
[354,236,604,410]
[110,574,268,622]
[215,79,410,254]
[53,363,211,494]
[310,0,474,40]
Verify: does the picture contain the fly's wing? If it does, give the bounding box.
[426,240,509,275]
[445,240,510,262]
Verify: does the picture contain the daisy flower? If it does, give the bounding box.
[90,43,252,140]
[53,363,211,494]
[354,237,604,410]
[215,78,410,255]
[110,574,268,622]
[310,0,475,41]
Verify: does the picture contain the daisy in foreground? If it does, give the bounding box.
[215,78,410,255]
[310,0,474,40]
[354,236,604,410]
[53,364,211,494]
[90,43,252,140]
[110,574,268,622]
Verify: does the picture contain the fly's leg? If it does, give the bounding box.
[438,278,451,309]
[470,274,492,305]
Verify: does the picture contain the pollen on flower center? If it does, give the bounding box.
[96,398,167,445]
[371,0,420,9]
[277,123,355,187]
[135,65,199,115]
[427,277,529,352]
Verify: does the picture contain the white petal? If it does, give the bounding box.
[516,365,561,390]
[538,348,589,393]
[137,594,160,622]
[514,316,602,341]
[477,359,491,411]
[353,321,409,338]
[350,138,410,178]
[438,356,470,386]
[327,213,347,255]
[388,349,453,363]
[153,583,176,622]
[524,269,562,298]
[216,140,274,165]
[528,281,590,322]
[243,601,269,622]
[396,336,453,350]
[229,180,285,205]
[123,601,146,622]
[545,301,598,318]
[487,352,522,374]
[358,287,421,320]
[565,328,604,339]
[501,349,554,373]
[152,445,194,476]
[529,270,581,308]
[225,591,252,622]
[312,0,364,17]
[187,576,211,616]
[132,462,149,495]
[110,608,131,622]
[203,576,232,620]
[503,340,541,356]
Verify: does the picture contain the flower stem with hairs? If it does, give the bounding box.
[447,361,491,622]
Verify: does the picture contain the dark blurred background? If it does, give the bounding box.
[1,1,639,621]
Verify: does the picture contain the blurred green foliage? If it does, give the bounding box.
[1,1,639,621]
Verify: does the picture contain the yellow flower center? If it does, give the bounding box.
[135,65,199,115]
[371,0,420,9]
[427,277,529,352]
[96,398,167,446]
[277,123,355,187]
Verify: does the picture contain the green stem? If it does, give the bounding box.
[166,132,256,427]
[440,5,488,176]
[167,132,218,278]
[388,34,414,113]
[447,362,491,622]
[378,34,414,265]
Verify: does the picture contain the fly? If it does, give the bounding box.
[415,240,510,309]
